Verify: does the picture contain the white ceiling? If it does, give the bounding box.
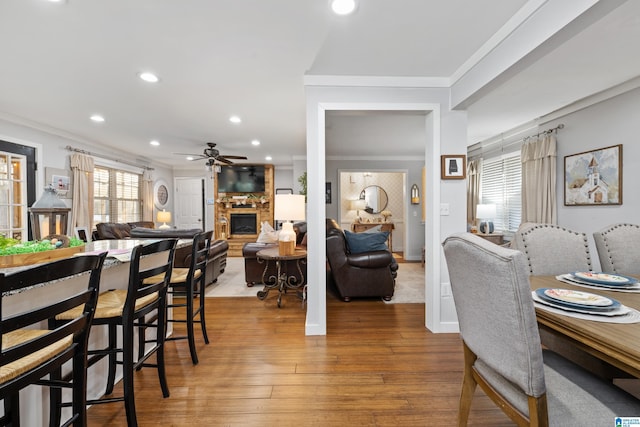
[0,1,638,168]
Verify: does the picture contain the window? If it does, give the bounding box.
[0,152,27,240]
[480,152,521,232]
[93,166,141,227]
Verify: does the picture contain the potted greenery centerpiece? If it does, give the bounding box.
[0,235,85,267]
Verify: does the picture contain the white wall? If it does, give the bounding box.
[553,87,640,270]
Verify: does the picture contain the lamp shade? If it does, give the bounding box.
[476,204,496,219]
[157,210,171,223]
[349,199,366,211]
[157,209,171,229]
[274,194,306,222]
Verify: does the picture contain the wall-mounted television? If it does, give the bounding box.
[217,165,266,193]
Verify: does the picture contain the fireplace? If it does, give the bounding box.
[230,213,257,235]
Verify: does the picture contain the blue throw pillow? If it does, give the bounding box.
[344,230,389,254]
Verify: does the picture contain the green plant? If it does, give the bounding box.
[298,172,307,198]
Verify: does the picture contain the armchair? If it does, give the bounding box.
[326,218,397,302]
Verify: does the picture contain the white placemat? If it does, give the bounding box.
[532,292,640,324]
[556,274,640,293]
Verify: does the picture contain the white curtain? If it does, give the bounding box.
[142,170,154,222]
[521,134,557,224]
[70,153,94,228]
[466,159,481,226]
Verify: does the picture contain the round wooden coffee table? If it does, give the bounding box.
[256,247,307,308]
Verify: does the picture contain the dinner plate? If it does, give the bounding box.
[572,272,637,286]
[535,288,620,312]
[532,292,631,317]
[559,274,640,290]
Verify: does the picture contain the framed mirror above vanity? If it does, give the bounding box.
[359,185,388,214]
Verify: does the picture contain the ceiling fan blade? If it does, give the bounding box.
[216,156,234,164]
[219,155,248,160]
[172,152,206,158]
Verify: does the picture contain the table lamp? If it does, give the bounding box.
[157,209,172,229]
[274,194,305,255]
[350,198,366,222]
[476,204,496,234]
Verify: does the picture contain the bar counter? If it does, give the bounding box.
[1,238,190,426]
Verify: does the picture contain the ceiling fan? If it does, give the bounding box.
[174,142,247,165]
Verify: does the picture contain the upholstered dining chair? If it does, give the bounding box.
[442,233,640,426]
[593,223,640,275]
[0,253,106,426]
[511,223,592,275]
[51,239,177,427]
[140,230,213,365]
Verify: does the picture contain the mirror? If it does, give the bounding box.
[359,185,388,214]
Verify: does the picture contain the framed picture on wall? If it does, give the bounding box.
[325,182,332,204]
[564,144,622,206]
[441,155,466,180]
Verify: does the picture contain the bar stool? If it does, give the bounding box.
[51,239,176,427]
[0,253,106,426]
[140,230,212,365]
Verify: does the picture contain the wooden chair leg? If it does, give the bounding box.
[186,287,198,365]
[199,288,210,345]
[4,394,20,426]
[157,303,170,398]
[48,366,63,427]
[105,324,117,395]
[122,318,138,427]
[72,348,89,426]
[459,343,478,427]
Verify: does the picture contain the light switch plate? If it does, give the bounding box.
[440,203,450,216]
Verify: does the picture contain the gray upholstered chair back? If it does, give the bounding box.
[511,223,591,275]
[442,233,546,399]
[593,223,640,274]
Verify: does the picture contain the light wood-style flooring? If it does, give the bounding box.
[86,295,512,426]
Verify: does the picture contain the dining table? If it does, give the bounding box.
[530,274,640,379]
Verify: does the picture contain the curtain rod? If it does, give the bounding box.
[522,123,565,143]
[65,145,154,171]
[469,123,565,156]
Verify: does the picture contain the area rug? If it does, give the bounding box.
[205,257,425,303]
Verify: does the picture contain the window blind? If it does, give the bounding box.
[93,166,141,227]
[481,153,521,232]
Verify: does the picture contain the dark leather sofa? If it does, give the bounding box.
[93,222,228,289]
[93,221,156,240]
[326,218,398,301]
[242,222,307,287]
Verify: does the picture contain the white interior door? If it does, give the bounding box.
[174,177,204,230]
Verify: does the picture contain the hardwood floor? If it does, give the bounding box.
[86,295,513,426]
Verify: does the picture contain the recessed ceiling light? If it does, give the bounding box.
[265,156,272,161]
[90,114,105,123]
[150,140,160,146]
[229,116,241,124]
[330,0,357,15]
[138,72,159,83]
[47,0,66,3]
[186,156,194,161]
[251,139,260,146]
